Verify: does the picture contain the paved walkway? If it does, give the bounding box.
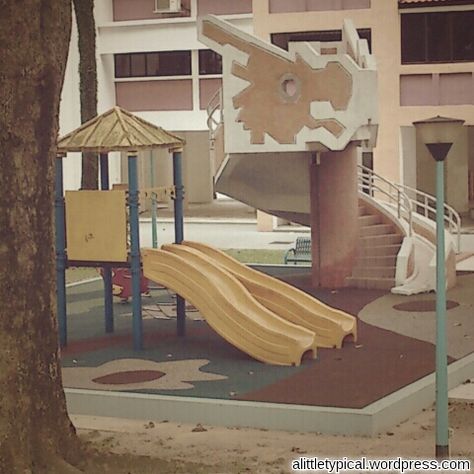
[140,220,309,250]
[145,197,474,264]
[359,273,474,360]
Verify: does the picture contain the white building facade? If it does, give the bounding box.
[60,0,253,201]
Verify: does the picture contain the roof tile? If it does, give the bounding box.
[57,107,185,154]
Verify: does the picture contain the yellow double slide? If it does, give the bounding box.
[142,241,356,366]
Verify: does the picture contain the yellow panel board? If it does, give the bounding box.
[66,190,128,262]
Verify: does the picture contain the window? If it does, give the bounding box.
[116,80,193,111]
[401,11,474,64]
[115,54,131,78]
[400,74,436,106]
[198,50,222,75]
[400,73,474,106]
[452,12,474,60]
[114,51,192,78]
[113,0,190,21]
[401,14,425,63]
[271,29,372,52]
[130,54,146,77]
[197,0,252,16]
[361,151,373,195]
[154,0,181,12]
[269,0,370,14]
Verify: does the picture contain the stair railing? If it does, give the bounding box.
[394,182,461,253]
[357,165,461,252]
[206,87,223,135]
[357,165,413,236]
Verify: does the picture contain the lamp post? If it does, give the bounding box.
[413,116,464,459]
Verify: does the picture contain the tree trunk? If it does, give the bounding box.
[0,1,84,472]
[73,0,99,190]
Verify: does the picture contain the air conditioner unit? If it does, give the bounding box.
[154,0,181,13]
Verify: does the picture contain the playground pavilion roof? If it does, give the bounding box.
[57,106,185,154]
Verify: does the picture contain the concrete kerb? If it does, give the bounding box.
[141,217,257,225]
[367,352,474,435]
[65,352,474,437]
[65,389,372,436]
[66,277,102,288]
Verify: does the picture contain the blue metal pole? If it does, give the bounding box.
[150,151,158,249]
[173,150,184,243]
[55,156,67,347]
[151,195,158,248]
[100,153,114,333]
[102,268,114,333]
[435,159,449,459]
[173,149,186,336]
[100,153,110,190]
[128,153,143,350]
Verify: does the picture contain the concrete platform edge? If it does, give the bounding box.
[65,353,474,437]
[367,352,474,435]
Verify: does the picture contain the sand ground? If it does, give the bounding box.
[72,402,473,473]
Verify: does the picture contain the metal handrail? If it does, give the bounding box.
[206,87,223,133]
[394,182,461,252]
[357,165,413,236]
[357,165,461,252]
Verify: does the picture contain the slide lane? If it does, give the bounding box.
[180,241,357,348]
[142,248,317,366]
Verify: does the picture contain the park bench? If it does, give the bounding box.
[284,237,312,264]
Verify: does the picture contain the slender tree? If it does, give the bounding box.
[0,1,84,472]
[73,0,99,190]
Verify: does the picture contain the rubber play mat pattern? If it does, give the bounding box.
[62,272,468,409]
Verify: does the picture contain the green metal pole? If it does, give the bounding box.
[435,158,449,459]
[150,150,158,248]
[128,153,143,350]
[173,150,186,336]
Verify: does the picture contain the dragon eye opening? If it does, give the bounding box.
[282,79,297,97]
[279,74,301,102]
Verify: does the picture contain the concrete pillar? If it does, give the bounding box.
[310,144,359,288]
[256,210,275,231]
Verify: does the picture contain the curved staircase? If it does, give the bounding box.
[346,202,403,290]
[346,166,460,292]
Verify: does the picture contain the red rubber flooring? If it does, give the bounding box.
[62,274,454,409]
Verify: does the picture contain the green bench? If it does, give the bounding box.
[284,237,312,264]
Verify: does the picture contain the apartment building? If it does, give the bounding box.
[251,0,474,217]
[60,0,473,217]
[60,0,253,201]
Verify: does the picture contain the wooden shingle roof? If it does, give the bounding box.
[57,107,185,154]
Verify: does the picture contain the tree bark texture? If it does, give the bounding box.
[73,0,99,190]
[0,1,83,472]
